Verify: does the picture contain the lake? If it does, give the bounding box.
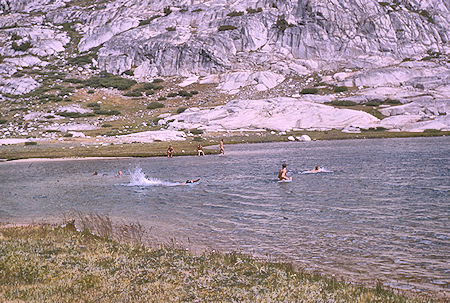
[0,137,449,295]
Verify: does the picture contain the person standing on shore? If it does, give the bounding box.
[197,144,205,156]
[167,145,174,158]
[219,139,224,155]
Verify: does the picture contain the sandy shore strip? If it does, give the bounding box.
[1,156,133,164]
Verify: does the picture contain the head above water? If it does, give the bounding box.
[282,163,287,168]
[315,166,320,170]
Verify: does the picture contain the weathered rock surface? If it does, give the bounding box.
[160,97,380,132]
[116,130,186,143]
[0,0,449,137]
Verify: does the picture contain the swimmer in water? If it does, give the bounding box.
[117,170,123,176]
[310,166,321,173]
[179,178,200,185]
[278,163,292,181]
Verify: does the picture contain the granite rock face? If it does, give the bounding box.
[0,0,449,134]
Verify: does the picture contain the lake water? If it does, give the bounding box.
[0,137,449,295]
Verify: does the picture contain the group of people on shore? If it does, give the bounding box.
[167,139,225,158]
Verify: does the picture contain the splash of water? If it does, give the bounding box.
[127,167,178,187]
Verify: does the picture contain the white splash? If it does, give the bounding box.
[127,167,178,187]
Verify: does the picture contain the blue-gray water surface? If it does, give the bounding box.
[0,137,449,295]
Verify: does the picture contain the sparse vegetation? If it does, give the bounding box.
[176,107,187,114]
[300,88,319,94]
[57,112,95,118]
[328,100,357,106]
[147,102,165,110]
[276,15,291,32]
[139,15,161,26]
[227,11,244,17]
[247,7,263,14]
[24,141,37,146]
[11,41,32,52]
[163,6,172,16]
[166,27,176,31]
[94,109,121,116]
[85,73,137,90]
[218,25,238,31]
[333,86,348,93]
[189,128,204,135]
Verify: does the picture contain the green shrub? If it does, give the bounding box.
[300,88,318,94]
[63,133,73,137]
[365,127,387,132]
[158,96,167,101]
[333,86,348,93]
[94,109,121,116]
[247,7,262,14]
[218,25,237,31]
[192,8,202,12]
[385,98,401,105]
[190,128,203,135]
[177,107,187,114]
[44,115,55,119]
[57,112,95,118]
[0,119,7,124]
[178,90,192,97]
[10,32,21,40]
[68,55,94,66]
[423,129,441,133]
[64,78,84,84]
[85,73,137,90]
[123,90,142,97]
[167,92,178,98]
[87,102,101,109]
[276,15,290,32]
[191,90,199,95]
[365,100,381,107]
[329,100,357,106]
[87,89,95,94]
[12,41,32,51]
[122,70,134,76]
[193,136,203,141]
[147,102,165,110]
[227,11,244,17]
[25,141,37,146]
[153,117,163,125]
[102,124,113,128]
[166,27,176,31]
[163,6,172,16]
[139,15,161,26]
[153,78,164,83]
[12,71,24,78]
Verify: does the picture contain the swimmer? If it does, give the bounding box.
[278,163,292,181]
[179,178,200,185]
[167,145,174,158]
[92,171,98,176]
[117,170,123,176]
[310,166,321,173]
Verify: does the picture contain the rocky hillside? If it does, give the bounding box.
[0,0,449,142]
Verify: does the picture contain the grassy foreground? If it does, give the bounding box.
[0,224,438,302]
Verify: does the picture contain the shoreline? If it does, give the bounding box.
[0,130,448,162]
[0,222,445,301]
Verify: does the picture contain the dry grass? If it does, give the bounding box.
[0,221,439,302]
[0,131,448,161]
